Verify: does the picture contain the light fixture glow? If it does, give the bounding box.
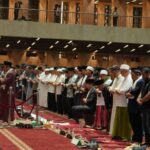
[17,40,21,44]
[55,41,59,45]
[100,46,105,49]
[130,49,136,52]
[6,44,10,48]
[115,49,121,53]
[27,46,31,51]
[31,42,36,46]
[72,48,77,51]
[49,45,54,49]
[64,45,69,49]
[138,45,144,48]
[107,42,112,45]
[68,41,72,44]
[94,50,98,53]
[123,45,129,48]
[147,50,150,53]
[36,38,40,41]
[87,44,92,48]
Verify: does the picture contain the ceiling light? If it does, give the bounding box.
[107,42,112,45]
[49,45,54,49]
[132,0,136,2]
[115,49,121,53]
[27,46,31,51]
[55,41,59,44]
[94,0,99,4]
[138,45,144,48]
[36,38,40,41]
[32,51,37,54]
[94,50,98,53]
[72,48,77,51]
[147,50,150,53]
[126,2,130,4]
[123,45,129,48]
[31,42,36,46]
[64,45,69,49]
[130,49,136,52]
[17,40,21,44]
[87,44,92,48]
[100,46,105,49]
[6,44,10,48]
[139,2,142,5]
[68,41,72,44]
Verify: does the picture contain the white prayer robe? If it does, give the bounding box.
[109,74,124,134]
[39,73,51,107]
[38,72,46,107]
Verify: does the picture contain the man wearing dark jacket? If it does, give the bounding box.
[126,69,144,143]
[72,79,97,127]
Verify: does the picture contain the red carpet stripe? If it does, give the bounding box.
[0,129,19,150]
[8,128,79,150]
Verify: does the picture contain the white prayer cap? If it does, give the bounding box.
[86,66,94,72]
[120,64,130,70]
[57,68,63,72]
[44,68,51,72]
[100,70,108,75]
[49,67,54,71]
[75,67,78,70]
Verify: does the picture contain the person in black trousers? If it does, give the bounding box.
[137,68,150,149]
[126,69,144,143]
[113,7,118,27]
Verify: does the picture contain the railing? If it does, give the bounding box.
[0,7,150,28]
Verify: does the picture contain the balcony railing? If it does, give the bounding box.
[0,7,150,28]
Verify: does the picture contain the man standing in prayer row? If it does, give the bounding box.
[0,61,16,122]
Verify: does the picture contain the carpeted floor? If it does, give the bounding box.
[0,131,19,150]
[0,101,131,150]
[21,103,130,150]
[8,128,79,150]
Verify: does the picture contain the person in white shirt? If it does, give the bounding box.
[66,67,78,118]
[40,68,52,108]
[111,64,133,140]
[94,79,107,129]
[47,68,58,112]
[73,66,87,106]
[55,69,65,114]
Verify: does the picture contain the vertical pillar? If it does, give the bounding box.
[98,2,104,26]
[142,0,150,28]
[9,0,14,20]
[126,4,133,28]
[68,0,76,24]
[39,0,47,22]
[112,0,127,27]
[80,0,94,25]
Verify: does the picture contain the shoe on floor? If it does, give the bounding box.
[132,145,147,150]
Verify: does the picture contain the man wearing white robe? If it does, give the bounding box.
[111,64,133,140]
[40,69,52,108]
[109,66,124,134]
[47,68,58,112]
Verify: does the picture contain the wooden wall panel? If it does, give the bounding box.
[0,51,149,67]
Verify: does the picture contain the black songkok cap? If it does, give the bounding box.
[85,79,94,84]
[94,79,104,86]
[67,67,75,72]
[4,61,12,67]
